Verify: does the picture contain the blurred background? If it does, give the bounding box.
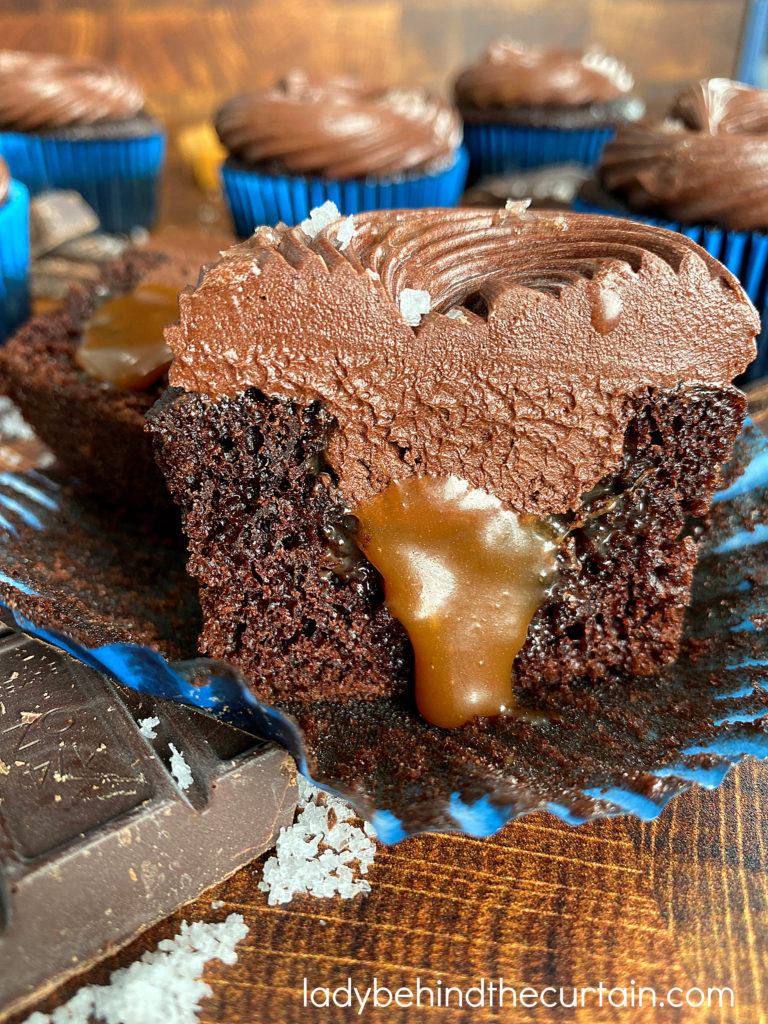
[0,0,755,224]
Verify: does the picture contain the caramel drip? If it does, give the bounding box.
[76,284,178,391]
[354,476,556,729]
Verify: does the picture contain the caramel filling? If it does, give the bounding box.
[354,476,557,729]
[76,284,179,390]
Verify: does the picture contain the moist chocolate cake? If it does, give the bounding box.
[0,230,228,519]
[148,206,758,728]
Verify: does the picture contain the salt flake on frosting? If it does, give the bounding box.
[399,288,431,326]
[334,216,357,250]
[300,201,343,239]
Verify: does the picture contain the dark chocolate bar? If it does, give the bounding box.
[0,622,297,1021]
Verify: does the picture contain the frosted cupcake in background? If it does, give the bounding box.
[215,72,467,236]
[0,51,165,234]
[0,156,29,341]
[454,39,644,181]
[575,79,768,382]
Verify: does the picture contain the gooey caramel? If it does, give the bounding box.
[354,476,557,729]
[76,284,179,390]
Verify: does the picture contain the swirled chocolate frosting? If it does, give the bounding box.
[215,72,461,179]
[599,79,768,231]
[0,157,10,206]
[454,39,633,110]
[0,51,144,131]
[167,206,757,517]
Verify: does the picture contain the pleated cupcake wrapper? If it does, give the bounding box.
[1,421,768,841]
[0,181,30,342]
[0,131,166,234]
[463,123,617,182]
[221,147,470,236]
[573,196,768,385]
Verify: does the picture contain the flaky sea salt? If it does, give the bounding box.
[168,743,193,791]
[137,716,160,740]
[299,201,355,250]
[22,914,248,1024]
[333,216,356,250]
[398,288,431,327]
[0,397,35,442]
[258,776,377,906]
[300,200,342,239]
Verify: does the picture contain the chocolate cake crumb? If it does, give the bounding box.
[148,383,745,704]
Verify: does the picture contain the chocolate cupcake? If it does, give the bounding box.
[576,79,768,381]
[215,72,467,235]
[148,206,756,729]
[0,156,29,341]
[0,231,227,521]
[455,39,644,181]
[0,51,165,234]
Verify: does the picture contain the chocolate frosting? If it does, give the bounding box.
[599,79,768,231]
[215,72,461,179]
[454,39,633,110]
[0,157,9,206]
[0,51,144,130]
[166,206,757,517]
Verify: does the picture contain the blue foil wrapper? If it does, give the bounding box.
[573,196,768,384]
[463,123,616,182]
[221,147,470,237]
[0,181,30,342]
[0,423,767,842]
[0,131,166,234]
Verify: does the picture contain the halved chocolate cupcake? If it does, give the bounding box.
[1,231,228,521]
[148,206,757,728]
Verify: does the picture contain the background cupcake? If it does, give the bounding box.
[0,156,29,341]
[575,79,768,382]
[215,72,467,235]
[454,39,644,182]
[0,51,165,234]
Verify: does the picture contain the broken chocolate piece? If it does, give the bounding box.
[0,624,297,1021]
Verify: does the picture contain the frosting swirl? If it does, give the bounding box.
[0,51,144,130]
[599,79,768,231]
[167,206,756,518]
[0,157,9,206]
[215,73,461,179]
[454,39,634,109]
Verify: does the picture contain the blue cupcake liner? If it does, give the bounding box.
[0,422,767,841]
[221,147,470,237]
[0,180,30,342]
[463,122,617,182]
[573,196,768,385]
[0,131,166,234]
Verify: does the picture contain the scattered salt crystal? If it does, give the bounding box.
[168,743,193,791]
[504,198,532,216]
[333,216,356,250]
[258,776,377,906]
[0,397,36,442]
[398,288,431,327]
[137,716,160,740]
[445,307,469,321]
[300,201,342,239]
[21,914,248,1024]
[210,900,224,910]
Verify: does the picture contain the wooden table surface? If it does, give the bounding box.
[9,178,768,1024]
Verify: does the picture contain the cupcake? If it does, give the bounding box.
[148,206,756,728]
[0,157,29,341]
[454,39,644,181]
[215,72,467,235]
[0,230,228,521]
[575,79,768,382]
[0,51,165,234]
